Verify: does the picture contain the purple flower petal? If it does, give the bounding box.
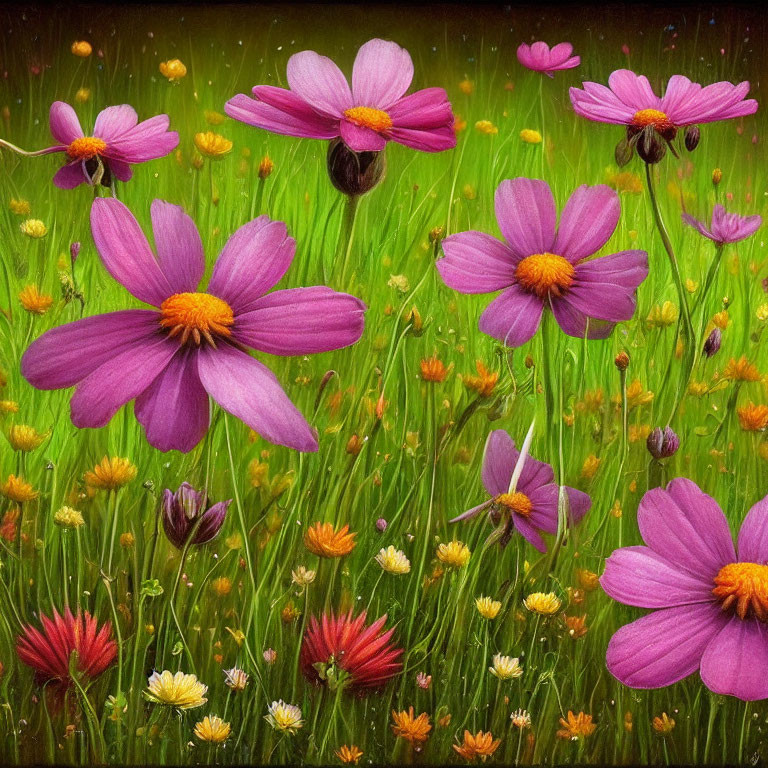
[523,485,559,534]
[569,82,636,124]
[450,499,492,524]
[550,296,616,339]
[53,162,87,189]
[389,123,457,152]
[638,478,737,578]
[106,115,179,163]
[49,101,83,144]
[150,200,204,294]
[134,347,210,453]
[663,77,757,124]
[93,105,138,141]
[21,310,160,390]
[339,120,387,152]
[737,495,768,563]
[226,88,340,139]
[108,158,133,182]
[565,486,591,524]
[478,284,543,347]
[388,87,456,151]
[197,343,317,452]
[554,185,620,262]
[699,617,768,701]
[481,430,517,496]
[494,178,557,258]
[286,49,352,118]
[207,216,295,315]
[437,231,517,294]
[90,198,173,307]
[513,515,547,552]
[234,286,365,356]
[601,545,718,608]
[607,69,661,111]
[606,602,728,689]
[351,39,413,109]
[70,335,178,429]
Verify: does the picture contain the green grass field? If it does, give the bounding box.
[0,3,767,764]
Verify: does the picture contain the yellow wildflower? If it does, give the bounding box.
[18,285,53,314]
[144,671,207,709]
[489,654,522,680]
[0,474,38,503]
[7,424,48,452]
[436,540,471,568]
[19,219,46,238]
[335,745,363,764]
[475,596,501,619]
[375,545,411,574]
[194,131,233,159]
[71,41,92,57]
[84,456,137,490]
[523,592,562,616]
[9,198,30,215]
[54,506,84,529]
[475,120,498,135]
[557,711,595,740]
[159,59,187,82]
[194,715,231,743]
[520,129,542,144]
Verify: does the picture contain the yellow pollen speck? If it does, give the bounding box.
[66,136,108,160]
[159,292,234,347]
[515,252,575,299]
[495,491,533,517]
[344,106,393,134]
[713,562,768,621]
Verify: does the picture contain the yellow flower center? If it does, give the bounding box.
[159,292,234,347]
[713,562,768,621]
[631,108,669,127]
[66,136,108,160]
[343,106,393,134]
[495,491,533,517]
[515,252,575,299]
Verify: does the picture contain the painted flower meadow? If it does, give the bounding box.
[0,3,766,765]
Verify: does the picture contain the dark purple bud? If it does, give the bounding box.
[684,125,700,152]
[375,517,388,533]
[703,327,721,358]
[162,482,230,549]
[637,126,667,164]
[646,426,680,460]
[326,138,386,196]
[70,242,81,263]
[615,136,634,167]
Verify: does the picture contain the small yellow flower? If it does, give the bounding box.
[757,303,768,322]
[375,545,411,574]
[84,456,137,490]
[258,155,274,179]
[204,109,226,126]
[0,401,19,414]
[265,700,303,734]
[194,132,233,159]
[462,183,476,200]
[144,670,208,710]
[520,129,542,144]
[436,540,471,568]
[453,730,501,761]
[458,79,474,95]
[557,711,595,740]
[9,198,30,215]
[0,474,38,503]
[623,379,655,409]
[74,87,91,104]
[391,707,431,744]
[652,712,675,735]
[685,278,699,293]
[489,653,522,680]
[712,168,723,185]
[226,627,246,646]
[646,301,678,328]
[71,41,92,57]
[523,591,562,616]
[712,310,729,330]
[247,459,269,488]
[120,532,134,548]
[53,506,84,529]
[225,532,242,550]
[580,454,601,479]
[159,59,187,82]
[604,169,642,194]
[19,219,47,238]
[575,569,600,592]
[335,744,363,764]
[211,576,232,597]
[475,596,501,619]
[388,274,410,293]
[194,715,231,743]
[304,522,356,558]
[7,424,48,452]
[624,711,633,732]
[475,120,498,135]
[18,285,53,315]
[223,667,249,691]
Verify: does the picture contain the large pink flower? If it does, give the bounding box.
[225,38,455,153]
[436,178,648,347]
[602,478,768,701]
[44,101,179,189]
[517,41,580,77]
[21,199,366,453]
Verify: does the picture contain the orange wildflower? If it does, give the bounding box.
[453,730,501,761]
[303,522,356,558]
[391,707,431,744]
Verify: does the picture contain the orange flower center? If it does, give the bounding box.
[712,562,768,621]
[515,253,575,299]
[159,292,234,347]
[495,491,533,517]
[66,136,108,160]
[344,106,393,134]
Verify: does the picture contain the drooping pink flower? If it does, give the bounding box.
[682,204,762,246]
[602,478,768,701]
[451,429,590,552]
[436,178,648,347]
[225,38,455,154]
[43,101,179,189]
[21,199,366,453]
[517,42,580,77]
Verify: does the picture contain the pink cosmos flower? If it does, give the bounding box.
[602,478,768,701]
[43,101,179,188]
[21,199,366,453]
[517,42,580,77]
[682,204,762,246]
[451,430,590,552]
[436,178,648,347]
[225,38,455,154]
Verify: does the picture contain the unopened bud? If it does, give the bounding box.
[70,241,81,263]
[636,127,667,164]
[684,125,700,152]
[703,327,721,358]
[375,518,388,533]
[429,226,445,244]
[614,351,630,371]
[614,136,634,167]
[326,138,386,196]
[258,155,274,179]
[712,168,722,186]
[646,426,679,460]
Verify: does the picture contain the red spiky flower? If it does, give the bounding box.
[16,608,117,689]
[300,609,402,692]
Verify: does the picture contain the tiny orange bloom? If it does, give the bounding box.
[391,707,431,744]
[453,730,501,761]
[303,522,356,558]
[557,711,595,740]
[737,403,768,432]
[463,360,499,397]
[420,354,451,383]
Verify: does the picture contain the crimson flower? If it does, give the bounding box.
[300,610,402,692]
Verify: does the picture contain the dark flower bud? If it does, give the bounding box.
[703,327,722,358]
[615,136,634,167]
[375,517,388,533]
[637,126,666,164]
[326,138,386,196]
[614,351,630,372]
[84,156,112,188]
[646,426,680,460]
[70,242,81,264]
[162,482,230,549]
[684,125,700,152]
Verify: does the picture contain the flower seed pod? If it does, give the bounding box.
[636,126,666,164]
[646,426,679,460]
[703,327,722,358]
[684,125,700,152]
[326,138,386,196]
